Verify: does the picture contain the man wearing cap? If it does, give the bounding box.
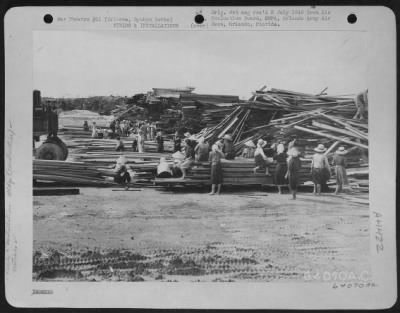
[332,146,348,194]
[311,144,331,195]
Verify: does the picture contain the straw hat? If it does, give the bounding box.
[314,144,326,153]
[336,146,347,155]
[257,139,267,148]
[223,134,233,141]
[244,140,256,148]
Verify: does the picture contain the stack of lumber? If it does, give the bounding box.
[180,93,240,126]
[250,88,357,118]
[157,110,182,133]
[201,107,236,127]
[33,160,115,186]
[155,158,313,186]
[60,136,174,154]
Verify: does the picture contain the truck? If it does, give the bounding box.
[33,90,68,160]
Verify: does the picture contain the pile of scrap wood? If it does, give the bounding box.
[157,87,368,191]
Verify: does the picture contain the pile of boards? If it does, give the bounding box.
[33,159,115,186]
[155,159,312,187]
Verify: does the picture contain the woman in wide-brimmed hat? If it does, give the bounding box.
[311,144,330,195]
[332,146,348,194]
[253,139,271,176]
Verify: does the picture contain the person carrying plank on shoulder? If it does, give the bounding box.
[209,143,225,195]
[311,144,331,196]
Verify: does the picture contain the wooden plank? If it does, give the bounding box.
[311,120,365,140]
[294,125,369,149]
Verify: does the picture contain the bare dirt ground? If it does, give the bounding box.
[33,187,370,282]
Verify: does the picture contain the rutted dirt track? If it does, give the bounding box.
[33,188,370,282]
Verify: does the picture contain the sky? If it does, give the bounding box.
[33,30,368,99]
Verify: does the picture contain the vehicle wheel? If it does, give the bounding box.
[35,142,65,160]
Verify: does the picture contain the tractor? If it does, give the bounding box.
[33,90,68,160]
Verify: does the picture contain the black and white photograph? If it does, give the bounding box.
[5,6,397,308]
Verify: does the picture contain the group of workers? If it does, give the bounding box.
[111,129,350,199]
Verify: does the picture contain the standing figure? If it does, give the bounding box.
[83,120,89,131]
[209,144,225,195]
[115,120,121,136]
[273,143,288,194]
[115,136,124,152]
[110,120,116,135]
[253,139,271,176]
[332,146,348,194]
[131,134,138,152]
[156,131,164,153]
[140,122,148,141]
[113,156,131,190]
[91,122,97,138]
[173,131,182,152]
[149,122,155,141]
[287,148,301,200]
[146,122,151,141]
[180,138,195,179]
[311,144,330,196]
[137,130,144,153]
[194,137,210,162]
[222,134,235,160]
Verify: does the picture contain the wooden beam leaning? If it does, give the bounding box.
[294,125,368,149]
